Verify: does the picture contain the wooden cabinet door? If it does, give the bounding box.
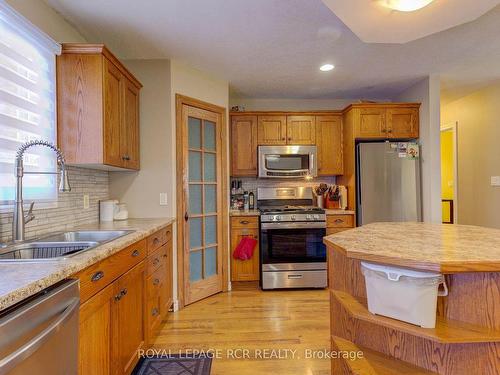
[161,240,173,315]
[386,108,419,139]
[122,79,140,170]
[231,115,258,176]
[257,115,287,145]
[103,59,124,167]
[111,262,145,375]
[316,115,343,175]
[230,228,259,281]
[79,284,114,375]
[286,115,316,144]
[357,108,387,138]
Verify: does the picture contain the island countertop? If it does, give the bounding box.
[0,218,175,311]
[324,222,500,273]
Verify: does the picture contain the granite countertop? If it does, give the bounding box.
[0,218,175,311]
[325,209,355,215]
[324,222,500,273]
[230,210,260,216]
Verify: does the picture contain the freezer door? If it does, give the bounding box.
[357,142,421,225]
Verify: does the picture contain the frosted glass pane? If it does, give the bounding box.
[189,217,202,249]
[204,185,216,213]
[204,216,217,246]
[189,250,202,282]
[204,153,216,182]
[189,184,202,214]
[205,247,217,277]
[204,121,216,151]
[189,151,202,181]
[188,117,201,149]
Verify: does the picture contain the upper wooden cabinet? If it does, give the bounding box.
[231,115,258,176]
[352,104,419,139]
[57,44,142,170]
[257,115,287,145]
[316,115,343,176]
[286,115,316,145]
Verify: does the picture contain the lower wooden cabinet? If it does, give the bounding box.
[75,224,173,375]
[326,213,355,235]
[230,216,260,281]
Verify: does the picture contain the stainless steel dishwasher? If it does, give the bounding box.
[0,279,79,375]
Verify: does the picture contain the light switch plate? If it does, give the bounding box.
[83,194,90,209]
[160,193,168,206]
[491,176,500,186]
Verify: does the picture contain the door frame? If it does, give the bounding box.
[175,94,229,309]
[440,122,458,223]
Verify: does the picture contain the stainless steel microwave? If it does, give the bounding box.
[258,145,317,178]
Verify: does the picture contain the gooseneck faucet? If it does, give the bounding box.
[13,140,71,242]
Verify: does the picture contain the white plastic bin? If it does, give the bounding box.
[361,262,448,328]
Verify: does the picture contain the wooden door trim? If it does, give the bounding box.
[175,94,228,310]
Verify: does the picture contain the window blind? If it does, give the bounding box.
[0,1,61,203]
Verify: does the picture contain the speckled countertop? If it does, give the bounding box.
[230,210,260,216]
[324,222,500,273]
[0,218,175,311]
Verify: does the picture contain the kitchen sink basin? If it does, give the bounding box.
[38,230,134,243]
[0,241,99,261]
[0,230,135,262]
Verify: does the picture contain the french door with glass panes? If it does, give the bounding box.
[181,104,223,305]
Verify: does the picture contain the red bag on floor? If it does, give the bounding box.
[233,236,257,260]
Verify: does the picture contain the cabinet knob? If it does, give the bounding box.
[334,219,344,223]
[287,137,291,141]
[151,307,159,316]
[153,278,160,286]
[131,250,140,257]
[281,137,285,141]
[121,288,127,296]
[114,294,122,302]
[91,271,104,282]
[122,155,130,161]
[240,220,250,225]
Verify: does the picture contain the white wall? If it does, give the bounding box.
[442,83,500,228]
[109,60,172,218]
[6,0,86,42]
[396,76,442,223]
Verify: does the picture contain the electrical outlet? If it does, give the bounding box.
[491,176,500,187]
[159,193,168,206]
[83,194,90,209]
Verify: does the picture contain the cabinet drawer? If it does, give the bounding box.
[147,229,167,254]
[327,215,354,228]
[75,239,146,303]
[146,265,166,300]
[146,294,162,337]
[147,244,167,276]
[231,216,259,229]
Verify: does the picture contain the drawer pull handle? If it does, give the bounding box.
[132,250,140,257]
[121,288,127,296]
[91,271,104,282]
[163,254,168,258]
[114,293,122,302]
[334,219,344,223]
[153,278,160,286]
[152,307,159,316]
[240,220,250,224]
[166,230,171,235]
[153,258,160,266]
[288,274,303,279]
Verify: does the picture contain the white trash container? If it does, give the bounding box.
[361,262,448,328]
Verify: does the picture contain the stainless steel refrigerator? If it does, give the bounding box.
[356,142,422,226]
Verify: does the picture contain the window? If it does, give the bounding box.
[0,2,61,203]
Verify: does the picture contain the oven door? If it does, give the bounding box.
[258,146,317,178]
[260,222,326,269]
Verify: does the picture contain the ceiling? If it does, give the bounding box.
[45,0,500,100]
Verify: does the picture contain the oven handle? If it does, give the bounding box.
[261,222,326,230]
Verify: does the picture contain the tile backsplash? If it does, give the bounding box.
[233,176,336,198]
[0,166,109,243]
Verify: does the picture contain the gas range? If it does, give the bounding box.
[257,187,327,290]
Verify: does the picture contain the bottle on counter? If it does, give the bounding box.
[243,191,249,211]
[249,191,255,210]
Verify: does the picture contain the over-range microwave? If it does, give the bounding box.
[258,145,317,178]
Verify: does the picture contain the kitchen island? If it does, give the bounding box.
[325,222,500,375]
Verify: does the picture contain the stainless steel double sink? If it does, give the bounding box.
[0,230,135,262]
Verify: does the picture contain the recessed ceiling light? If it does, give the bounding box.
[320,64,334,72]
[378,0,434,12]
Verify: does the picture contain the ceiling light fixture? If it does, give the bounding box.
[378,0,434,12]
[320,64,334,72]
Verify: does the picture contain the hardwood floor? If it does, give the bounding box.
[152,284,330,374]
